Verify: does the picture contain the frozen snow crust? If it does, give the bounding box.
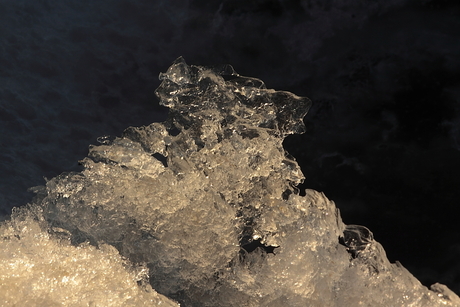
[0,205,178,306]
[1,58,459,306]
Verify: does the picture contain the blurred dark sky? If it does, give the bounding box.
[0,0,459,294]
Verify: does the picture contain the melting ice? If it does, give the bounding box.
[1,57,459,306]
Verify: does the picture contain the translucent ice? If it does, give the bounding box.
[0,206,178,306]
[3,57,459,306]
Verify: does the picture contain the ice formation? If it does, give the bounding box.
[0,205,178,306]
[1,57,459,306]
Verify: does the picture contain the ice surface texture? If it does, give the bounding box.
[2,57,459,306]
[0,206,178,306]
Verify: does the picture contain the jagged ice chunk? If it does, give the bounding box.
[1,57,459,306]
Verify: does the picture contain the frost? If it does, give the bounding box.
[2,57,459,306]
[0,206,178,306]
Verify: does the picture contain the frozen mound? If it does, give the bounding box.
[3,57,459,306]
[0,206,178,306]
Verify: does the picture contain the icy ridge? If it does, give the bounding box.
[1,57,459,306]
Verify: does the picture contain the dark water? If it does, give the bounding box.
[0,0,459,294]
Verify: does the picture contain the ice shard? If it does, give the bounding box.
[1,57,459,306]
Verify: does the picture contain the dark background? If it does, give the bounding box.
[0,0,459,294]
